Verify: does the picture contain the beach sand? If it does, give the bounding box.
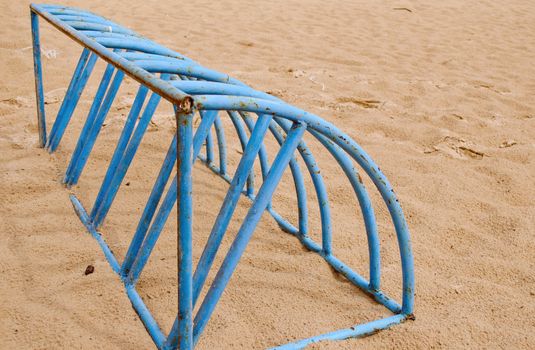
[1,0,534,349]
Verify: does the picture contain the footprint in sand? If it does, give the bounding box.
[0,96,31,108]
[425,136,485,160]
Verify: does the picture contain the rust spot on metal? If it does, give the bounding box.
[178,96,194,114]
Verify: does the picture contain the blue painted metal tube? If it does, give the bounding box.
[239,112,270,182]
[63,62,116,185]
[266,208,299,235]
[122,109,220,278]
[176,110,194,350]
[56,16,129,29]
[227,111,255,197]
[84,34,169,57]
[127,176,177,284]
[30,4,193,110]
[42,6,196,69]
[171,81,276,101]
[193,122,306,343]
[38,3,192,60]
[46,9,103,20]
[125,285,166,348]
[324,254,401,313]
[92,82,166,227]
[266,121,309,235]
[80,33,192,64]
[180,77,216,165]
[134,76,306,235]
[44,6,133,27]
[47,51,98,153]
[195,113,304,239]
[204,120,215,164]
[93,38,187,59]
[275,118,332,254]
[55,14,119,26]
[67,69,125,186]
[69,194,120,273]
[238,112,274,219]
[196,155,232,185]
[44,6,112,21]
[193,111,218,160]
[240,114,308,235]
[80,29,142,37]
[293,232,322,253]
[182,77,227,176]
[46,48,91,149]
[163,318,179,350]
[62,21,132,35]
[92,37,181,55]
[89,85,149,221]
[191,114,273,306]
[197,152,300,237]
[271,314,407,350]
[81,31,146,42]
[117,51,195,65]
[194,94,414,314]
[309,129,381,290]
[213,114,227,175]
[31,11,47,147]
[130,60,245,87]
[121,135,177,276]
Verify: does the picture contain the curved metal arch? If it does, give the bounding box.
[308,128,381,290]
[239,111,310,236]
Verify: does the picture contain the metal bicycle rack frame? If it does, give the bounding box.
[30,3,415,349]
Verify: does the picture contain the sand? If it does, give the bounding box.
[1,0,535,349]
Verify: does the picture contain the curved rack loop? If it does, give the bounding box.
[30,3,414,350]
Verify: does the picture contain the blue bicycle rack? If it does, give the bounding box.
[30,3,415,349]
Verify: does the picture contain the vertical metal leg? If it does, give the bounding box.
[31,11,46,148]
[176,109,194,350]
